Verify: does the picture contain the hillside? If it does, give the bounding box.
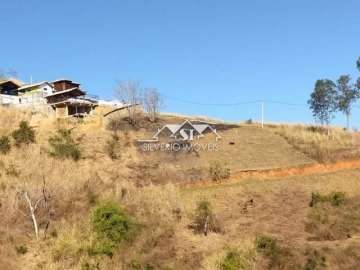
[1,107,360,269]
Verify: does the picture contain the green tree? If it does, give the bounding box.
[336,75,360,130]
[356,57,360,90]
[308,79,337,131]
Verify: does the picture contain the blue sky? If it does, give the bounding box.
[1,0,360,126]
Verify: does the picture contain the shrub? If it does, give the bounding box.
[192,200,221,235]
[255,234,294,268]
[48,128,81,161]
[15,244,28,255]
[255,235,278,257]
[309,192,346,207]
[104,134,120,160]
[0,135,11,154]
[209,161,230,181]
[90,201,136,256]
[219,249,255,270]
[329,192,346,206]
[11,121,35,146]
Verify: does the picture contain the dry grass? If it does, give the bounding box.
[271,124,360,162]
[1,107,360,269]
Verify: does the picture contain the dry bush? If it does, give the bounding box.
[209,161,230,181]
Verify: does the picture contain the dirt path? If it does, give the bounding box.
[182,159,360,189]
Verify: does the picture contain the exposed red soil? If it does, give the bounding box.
[182,159,360,188]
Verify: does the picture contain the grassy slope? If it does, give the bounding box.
[1,107,360,269]
[181,169,360,269]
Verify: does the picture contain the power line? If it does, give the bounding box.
[161,93,309,107]
[161,93,261,106]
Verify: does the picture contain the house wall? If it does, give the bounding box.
[55,104,68,117]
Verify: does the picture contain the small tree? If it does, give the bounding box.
[90,201,136,256]
[143,88,163,122]
[114,80,142,125]
[308,79,337,133]
[336,75,359,130]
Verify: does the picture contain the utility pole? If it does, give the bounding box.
[261,100,264,128]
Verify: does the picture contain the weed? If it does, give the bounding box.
[329,192,346,206]
[309,192,346,207]
[0,135,11,154]
[15,244,28,255]
[11,121,35,146]
[255,235,278,257]
[48,128,81,161]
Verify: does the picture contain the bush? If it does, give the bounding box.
[219,249,255,270]
[329,192,346,206]
[0,135,11,154]
[309,192,346,207]
[90,201,136,256]
[11,121,35,146]
[15,244,28,255]
[192,200,221,235]
[48,128,81,161]
[104,134,120,160]
[209,161,230,181]
[255,235,278,257]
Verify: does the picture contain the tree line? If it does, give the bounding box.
[308,57,360,130]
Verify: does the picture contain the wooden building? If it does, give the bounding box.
[45,79,98,117]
